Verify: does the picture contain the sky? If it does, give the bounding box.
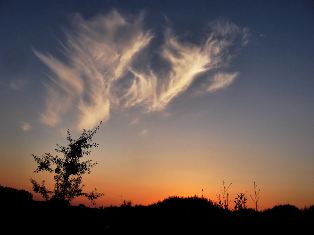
[0,0,313,209]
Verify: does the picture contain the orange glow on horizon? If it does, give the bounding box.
[8,178,310,210]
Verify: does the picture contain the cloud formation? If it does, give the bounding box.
[35,10,248,130]
[207,72,238,93]
[20,121,31,131]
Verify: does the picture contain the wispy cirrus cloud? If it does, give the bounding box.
[35,10,153,129]
[207,72,238,93]
[35,10,248,130]
[124,22,247,111]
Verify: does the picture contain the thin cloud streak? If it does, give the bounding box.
[35,10,247,130]
[207,72,238,93]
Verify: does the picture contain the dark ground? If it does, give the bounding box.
[0,185,313,234]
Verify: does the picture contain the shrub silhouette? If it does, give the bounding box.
[234,193,247,210]
[152,196,216,211]
[121,200,132,208]
[265,204,300,217]
[30,123,103,204]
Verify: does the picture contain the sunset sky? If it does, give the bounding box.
[0,0,313,209]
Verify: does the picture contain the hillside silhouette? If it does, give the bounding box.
[0,185,313,234]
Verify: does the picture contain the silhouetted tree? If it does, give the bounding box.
[30,122,103,204]
[234,193,247,210]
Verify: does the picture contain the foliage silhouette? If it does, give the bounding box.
[234,193,247,211]
[264,204,300,217]
[121,200,132,208]
[30,122,103,204]
[152,196,216,211]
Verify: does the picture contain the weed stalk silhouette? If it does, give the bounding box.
[250,181,261,211]
[217,180,232,209]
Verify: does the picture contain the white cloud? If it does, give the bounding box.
[124,68,157,108]
[39,84,73,127]
[207,72,238,93]
[35,10,247,130]
[36,10,152,130]
[152,33,221,110]
[124,26,243,111]
[20,121,31,131]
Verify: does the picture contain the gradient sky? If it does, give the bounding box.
[0,0,313,209]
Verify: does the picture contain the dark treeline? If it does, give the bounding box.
[0,185,313,234]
